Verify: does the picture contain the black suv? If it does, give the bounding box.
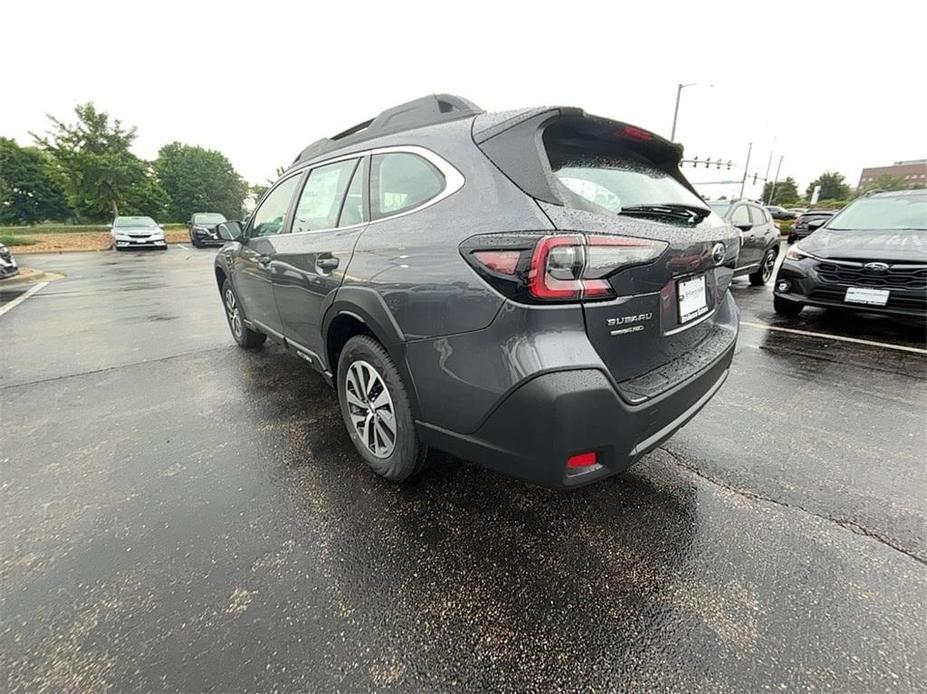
[708,199,781,285]
[214,95,740,488]
[188,212,228,247]
[774,189,927,320]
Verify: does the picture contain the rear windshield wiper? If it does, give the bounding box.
[618,203,711,224]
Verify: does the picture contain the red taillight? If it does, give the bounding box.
[567,451,598,468]
[465,233,667,303]
[527,234,666,301]
[471,250,520,275]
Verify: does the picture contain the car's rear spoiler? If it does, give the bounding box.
[471,107,692,206]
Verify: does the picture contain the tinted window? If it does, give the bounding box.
[546,137,707,214]
[371,153,444,219]
[749,205,767,225]
[251,176,300,237]
[292,159,357,233]
[193,213,226,224]
[339,158,367,227]
[731,205,750,226]
[115,216,156,227]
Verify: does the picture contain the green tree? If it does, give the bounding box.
[859,173,918,193]
[806,171,850,201]
[155,142,248,221]
[762,176,800,205]
[33,103,166,221]
[0,137,71,224]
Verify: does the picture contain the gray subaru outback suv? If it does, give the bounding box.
[214,95,740,488]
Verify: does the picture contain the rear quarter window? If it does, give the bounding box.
[371,153,444,220]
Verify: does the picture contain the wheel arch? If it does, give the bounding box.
[322,287,421,417]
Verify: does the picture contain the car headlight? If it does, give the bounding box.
[785,245,814,261]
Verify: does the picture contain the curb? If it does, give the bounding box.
[0,268,65,286]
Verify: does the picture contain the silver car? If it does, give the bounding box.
[110,216,167,251]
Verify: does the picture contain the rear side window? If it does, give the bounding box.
[251,175,300,237]
[371,153,444,219]
[292,159,358,233]
[731,205,750,226]
[749,205,768,225]
[339,158,367,227]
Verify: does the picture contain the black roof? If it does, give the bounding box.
[291,94,483,167]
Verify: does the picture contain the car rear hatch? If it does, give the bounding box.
[471,108,739,395]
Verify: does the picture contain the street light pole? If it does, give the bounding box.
[739,142,753,199]
[670,82,696,141]
[767,155,784,204]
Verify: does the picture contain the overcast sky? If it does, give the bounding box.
[3,0,924,200]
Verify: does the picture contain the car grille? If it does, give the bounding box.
[816,261,927,289]
[808,287,926,312]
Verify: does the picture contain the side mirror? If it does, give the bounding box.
[158,224,164,229]
[807,219,826,231]
[217,221,244,241]
[735,223,752,232]
[107,223,113,229]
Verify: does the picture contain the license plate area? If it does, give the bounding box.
[677,274,709,324]
[845,287,889,306]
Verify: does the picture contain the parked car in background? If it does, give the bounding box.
[765,204,797,220]
[786,207,807,216]
[787,209,836,244]
[773,189,927,320]
[214,94,740,489]
[0,242,19,279]
[188,212,228,248]
[110,216,167,250]
[709,199,781,284]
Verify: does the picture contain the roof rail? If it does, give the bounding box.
[291,94,482,167]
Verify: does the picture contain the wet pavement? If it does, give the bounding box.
[2,248,925,692]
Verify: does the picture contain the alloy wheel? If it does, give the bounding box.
[761,251,776,283]
[344,360,396,459]
[224,288,243,338]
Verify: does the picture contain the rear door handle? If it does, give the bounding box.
[316,256,339,271]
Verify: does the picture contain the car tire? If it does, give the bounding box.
[749,248,777,286]
[221,279,266,349]
[337,335,428,483]
[191,235,202,248]
[773,295,803,316]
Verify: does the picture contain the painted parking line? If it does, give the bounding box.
[740,320,927,355]
[177,244,189,250]
[0,281,49,318]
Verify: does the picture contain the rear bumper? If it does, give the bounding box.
[416,329,736,489]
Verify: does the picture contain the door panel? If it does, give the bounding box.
[232,174,302,334]
[274,158,367,357]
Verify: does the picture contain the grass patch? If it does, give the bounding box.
[0,234,37,246]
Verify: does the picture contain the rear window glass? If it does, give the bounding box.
[545,130,706,215]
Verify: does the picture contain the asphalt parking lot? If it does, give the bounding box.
[2,246,925,692]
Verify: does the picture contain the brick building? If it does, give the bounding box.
[858,159,927,189]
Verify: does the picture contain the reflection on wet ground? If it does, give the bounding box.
[1,250,924,691]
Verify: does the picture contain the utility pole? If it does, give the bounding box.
[739,142,753,199]
[762,137,776,196]
[767,155,784,204]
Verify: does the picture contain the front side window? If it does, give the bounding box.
[292,159,358,233]
[371,152,444,219]
[251,175,300,237]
